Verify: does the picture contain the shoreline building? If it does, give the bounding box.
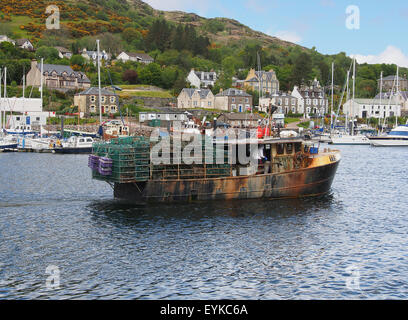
[343,98,401,119]
[177,88,215,109]
[74,87,119,116]
[214,88,253,112]
[291,79,328,117]
[259,92,298,114]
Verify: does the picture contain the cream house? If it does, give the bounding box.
[74,87,119,116]
[244,68,279,95]
[26,60,91,90]
[177,88,215,109]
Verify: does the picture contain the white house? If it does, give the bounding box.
[55,46,72,59]
[343,98,401,119]
[0,35,15,45]
[116,52,154,64]
[291,79,328,118]
[186,69,217,88]
[16,39,34,51]
[82,48,111,63]
[259,93,298,114]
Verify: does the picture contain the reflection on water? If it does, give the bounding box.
[1,147,408,299]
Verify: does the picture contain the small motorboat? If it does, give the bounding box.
[53,136,95,154]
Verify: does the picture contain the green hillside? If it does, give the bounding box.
[0,0,406,103]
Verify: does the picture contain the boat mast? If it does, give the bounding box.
[379,71,383,132]
[3,67,6,130]
[346,70,350,134]
[331,62,334,130]
[396,66,399,128]
[97,39,102,125]
[352,57,356,136]
[0,67,2,130]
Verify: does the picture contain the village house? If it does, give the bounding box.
[186,69,217,88]
[81,48,111,63]
[0,35,15,45]
[16,39,34,51]
[217,113,263,128]
[343,98,401,119]
[26,60,91,90]
[244,68,279,95]
[259,92,299,115]
[214,88,253,112]
[378,75,408,92]
[74,87,119,116]
[375,91,408,116]
[291,79,328,117]
[116,52,154,64]
[55,46,72,59]
[177,88,215,109]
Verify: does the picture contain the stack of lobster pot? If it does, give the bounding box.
[88,155,100,170]
[98,157,113,176]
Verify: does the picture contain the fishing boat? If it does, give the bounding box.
[53,136,95,154]
[368,124,408,147]
[89,134,341,202]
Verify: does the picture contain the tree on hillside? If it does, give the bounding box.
[35,46,60,62]
[122,69,138,84]
[290,52,312,86]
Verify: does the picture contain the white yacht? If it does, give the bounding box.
[368,125,408,147]
[329,133,370,145]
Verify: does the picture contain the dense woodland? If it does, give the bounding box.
[1,0,407,108]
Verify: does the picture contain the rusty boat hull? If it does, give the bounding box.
[114,152,341,203]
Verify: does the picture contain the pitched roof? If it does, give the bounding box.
[381,75,406,81]
[16,39,31,46]
[375,91,408,100]
[216,88,251,97]
[181,88,212,99]
[38,63,90,82]
[194,70,216,81]
[218,113,263,121]
[351,98,399,105]
[54,46,71,53]
[126,52,154,60]
[76,87,117,96]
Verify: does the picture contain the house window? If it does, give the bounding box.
[193,101,198,106]
[101,96,106,103]
[90,105,96,112]
[232,98,235,103]
[208,101,212,107]
[245,98,249,103]
[110,106,116,113]
[110,96,115,103]
[90,96,96,102]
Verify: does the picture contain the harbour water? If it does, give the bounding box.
[1,146,408,299]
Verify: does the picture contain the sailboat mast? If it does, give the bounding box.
[97,39,102,125]
[346,70,350,134]
[4,67,7,129]
[396,66,399,128]
[379,71,383,131]
[0,68,2,130]
[331,62,334,129]
[352,57,356,136]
